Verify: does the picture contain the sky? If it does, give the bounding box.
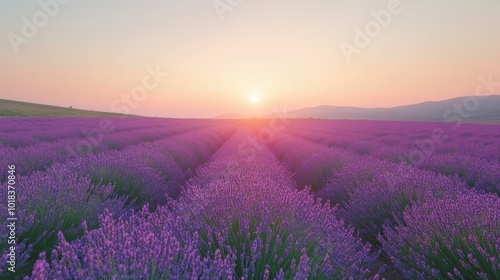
[1,0,499,118]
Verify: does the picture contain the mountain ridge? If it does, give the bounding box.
[265,95,500,122]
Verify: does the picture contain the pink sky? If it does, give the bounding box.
[1,0,499,118]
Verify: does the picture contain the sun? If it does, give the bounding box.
[250,95,259,104]
[249,90,260,104]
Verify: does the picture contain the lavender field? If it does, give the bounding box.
[1,117,499,279]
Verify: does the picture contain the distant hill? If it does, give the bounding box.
[0,99,125,117]
[281,95,500,122]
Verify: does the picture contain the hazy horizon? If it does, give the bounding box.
[1,1,500,118]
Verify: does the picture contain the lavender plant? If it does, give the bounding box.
[340,165,470,245]
[28,208,236,279]
[175,128,378,279]
[0,165,127,278]
[380,193,500,279]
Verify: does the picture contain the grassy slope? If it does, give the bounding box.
[0,99,125,117]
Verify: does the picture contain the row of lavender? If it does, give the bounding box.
[0,118,237,278]
[283,120,500,195]
[286,119,500,163]
[270,121,500,279]
[0,118,208,149]
[22,127,379,279]
[0,118,226,182]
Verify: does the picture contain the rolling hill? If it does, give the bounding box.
[279,95,500,122]
[0,99,125,117]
